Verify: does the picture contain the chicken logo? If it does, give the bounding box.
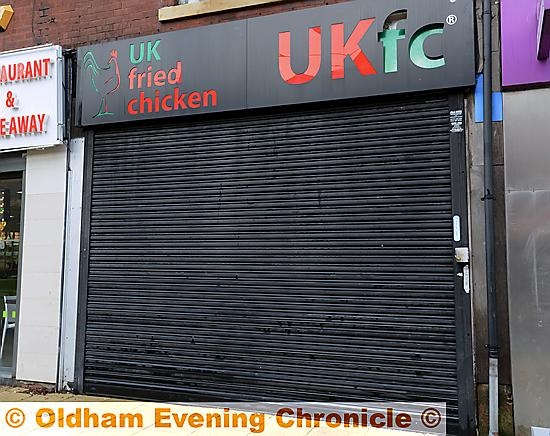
[83,49,121,118]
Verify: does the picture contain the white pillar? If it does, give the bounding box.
[16,145,67,383]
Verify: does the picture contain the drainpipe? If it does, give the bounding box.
[483,0,499,434]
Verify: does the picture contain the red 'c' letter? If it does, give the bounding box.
[279,27,322,85]
[331,19,377,79]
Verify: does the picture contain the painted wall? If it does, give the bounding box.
[501,0,550,86]
[16,145,67,383]
[504,89,550,435]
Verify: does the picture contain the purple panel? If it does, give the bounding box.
[502,0,550,86]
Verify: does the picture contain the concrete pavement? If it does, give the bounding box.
[0,384,114,402]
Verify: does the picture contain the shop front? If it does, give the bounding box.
[501,0,550,433]
[0,44,66,383]
[75,0,476,434]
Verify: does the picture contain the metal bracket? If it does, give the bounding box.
[455,247,470,294]
[455,247,470,263]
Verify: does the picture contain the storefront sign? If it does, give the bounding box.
[502,0,550,87]
[0,45,64,151]
[77,0,475,126]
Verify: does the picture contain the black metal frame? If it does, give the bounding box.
[12,169,24,380]
[75,93,476,435]
[448,93,476,435]
[74,129,94,392]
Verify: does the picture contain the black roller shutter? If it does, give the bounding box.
[79,92,473,433]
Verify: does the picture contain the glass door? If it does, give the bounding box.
[0,172,22,376]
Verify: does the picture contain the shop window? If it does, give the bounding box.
[0,172,22,376]
[159,0,287,22]
[0,175,21,298]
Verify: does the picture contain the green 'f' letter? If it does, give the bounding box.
[378,29,406,73]
[409,24,445,69]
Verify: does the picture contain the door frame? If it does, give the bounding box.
[448,93,476,434]
[74,130,94,392]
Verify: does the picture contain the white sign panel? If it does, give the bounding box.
[0,45,64,152]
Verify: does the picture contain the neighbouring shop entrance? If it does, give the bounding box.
[0,44,65,385]
[78,92,475,433]
[0,169,23,378]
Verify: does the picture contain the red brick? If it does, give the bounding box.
[0,0,348,51]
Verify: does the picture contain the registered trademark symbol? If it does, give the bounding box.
[446,14,458,25]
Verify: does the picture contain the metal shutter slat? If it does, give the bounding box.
[83,93,463,428]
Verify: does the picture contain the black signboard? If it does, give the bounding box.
[77,0,475,126]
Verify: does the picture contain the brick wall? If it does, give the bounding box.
[1,0,349,51]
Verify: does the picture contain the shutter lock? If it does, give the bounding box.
[455,247,469,263]
[455,247,470,294]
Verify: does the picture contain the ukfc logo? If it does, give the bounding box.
[278,10,447,85]
[82,49,121,118]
